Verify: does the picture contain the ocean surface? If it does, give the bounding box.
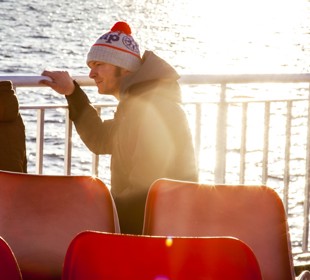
[2,0,310,75]
[2,0,310,257]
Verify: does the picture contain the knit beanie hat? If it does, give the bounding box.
[87,22,141,72]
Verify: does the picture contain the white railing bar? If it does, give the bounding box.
[36,109,44,174]
[3,74,310,87]
[20,103,116,110]
[179,74,310,84]
[0,76,95,87]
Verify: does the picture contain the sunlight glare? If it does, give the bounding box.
[168,0,308,73]
[165,237,173,247]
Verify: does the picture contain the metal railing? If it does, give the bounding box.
[2,74,310,259]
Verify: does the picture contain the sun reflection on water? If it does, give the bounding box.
[164,0,310,74]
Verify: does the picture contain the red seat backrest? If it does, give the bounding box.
[62,231,262,280]
[0,236,22,280]
[143,179,295,280]
[0,170,119,280]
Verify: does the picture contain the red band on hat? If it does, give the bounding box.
[93,43,141,59]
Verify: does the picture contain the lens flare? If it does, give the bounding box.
[165,237,173,247]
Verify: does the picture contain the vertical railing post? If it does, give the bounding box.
[239,102,248,184]
[36,108,45,174]
[303,86,310,252]
[64,109,72,175]
[283,101,292,212]
[92,154,99,177]
[195,103,202,177]
[262,102,270,184]
[215,83,227,184]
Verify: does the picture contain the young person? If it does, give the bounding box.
[41,21,198,234]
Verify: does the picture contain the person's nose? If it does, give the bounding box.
[89,68,96,79]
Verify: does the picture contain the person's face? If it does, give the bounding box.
[88,61,129,99]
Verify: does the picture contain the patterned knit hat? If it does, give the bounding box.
[87,22,141,72]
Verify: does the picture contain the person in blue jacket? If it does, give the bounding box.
[41,21,198,234]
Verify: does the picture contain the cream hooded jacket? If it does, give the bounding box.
[66,51,198,232]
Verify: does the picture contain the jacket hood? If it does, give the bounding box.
[120,51,180,95]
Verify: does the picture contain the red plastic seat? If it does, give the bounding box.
[0,170,120,280]
[143,179,304,280]
[62,231,262,280]
[0,236,22,280]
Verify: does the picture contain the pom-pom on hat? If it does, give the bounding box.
[87,22,141,72]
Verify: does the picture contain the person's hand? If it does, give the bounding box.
[40,70,75,95]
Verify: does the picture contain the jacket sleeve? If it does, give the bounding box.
[65,82,115,154]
